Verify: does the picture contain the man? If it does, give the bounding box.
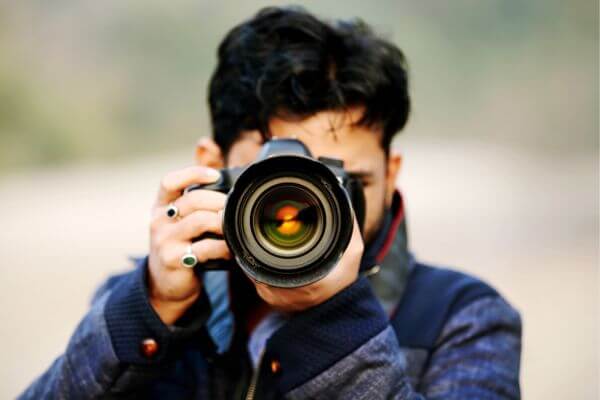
[21,6,521,399]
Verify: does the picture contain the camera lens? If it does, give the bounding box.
[239,176,333,271]
[222,153,354,288]
[254,185,322,257]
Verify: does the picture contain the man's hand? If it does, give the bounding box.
[253,216,364,313]
[148,165,231,325]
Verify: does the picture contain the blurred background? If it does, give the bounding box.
[0,0,597,398]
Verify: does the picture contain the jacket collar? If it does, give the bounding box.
[360,191,414,314]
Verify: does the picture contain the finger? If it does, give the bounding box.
[319,215,363,284]
[348,214,364,253]
[191,239,231,263]
[159,239,230,269]
[167,210,223,240]
[157,165,221,206]
[169,189,226,218]
[349,214,363,243]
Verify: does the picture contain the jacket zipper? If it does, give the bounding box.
[245,349,265,400]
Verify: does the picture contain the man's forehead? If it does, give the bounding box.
[268,106,367,141]
[270,112,382,169]
[227,108,384,170]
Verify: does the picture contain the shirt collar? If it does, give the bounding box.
[360,190,408,272]
[360,191,414,314]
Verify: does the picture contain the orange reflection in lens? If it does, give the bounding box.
[275,205,302,235]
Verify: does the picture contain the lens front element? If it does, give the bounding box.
[241,176,333,271]
[255,185,321,257]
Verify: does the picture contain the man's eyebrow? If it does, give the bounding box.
[347,169,374,178]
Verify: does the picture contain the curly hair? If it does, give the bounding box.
[208,6,411,155]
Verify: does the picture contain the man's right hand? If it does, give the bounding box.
[148,165,231,325]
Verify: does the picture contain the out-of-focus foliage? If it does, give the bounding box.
[0,0,597,172]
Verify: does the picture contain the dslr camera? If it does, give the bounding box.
[185,138,365,288]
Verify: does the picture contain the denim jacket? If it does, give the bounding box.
[20,193,522,399]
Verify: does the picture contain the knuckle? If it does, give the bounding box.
[211,211,223,227]
[217,240,230,254]
[158,248,173,268]
[153,232,166,247]
[160,177,175,193]
[355,242,365,254]
[150,215,163,234]
[152,224,171,245]
[213,214,224,233]
[164,262,179,272]
[180,215,201,238]
[194,211,212,229]
[189,191,216,211]
[358,241,365,252]
[193,245,208,264]
[179,191,198,210]
[195,166,216,180]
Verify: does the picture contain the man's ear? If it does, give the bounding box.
[195,137,225,168]
[384,150,402,207]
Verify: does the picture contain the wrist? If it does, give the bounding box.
[105,257,215,365]
[150,290,201,325]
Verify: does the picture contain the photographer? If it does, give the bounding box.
[20,6,521,399]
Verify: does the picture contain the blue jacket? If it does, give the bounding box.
[20,193,522,399]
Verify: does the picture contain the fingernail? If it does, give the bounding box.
[200,166,221,179]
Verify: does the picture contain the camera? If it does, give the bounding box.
[184,138,365,288]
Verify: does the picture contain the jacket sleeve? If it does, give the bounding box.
[418,296,522,399]
[18,257,214,399]
[261,277,520,400]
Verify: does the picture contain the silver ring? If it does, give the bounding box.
[166,203,180,220]
[180,245,197,268]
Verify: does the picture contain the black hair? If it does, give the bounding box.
[208,6,410,155]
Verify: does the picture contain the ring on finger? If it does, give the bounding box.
[166,203,180,220]
[180,244,197,268]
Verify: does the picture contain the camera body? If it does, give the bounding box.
[185,138,365,288]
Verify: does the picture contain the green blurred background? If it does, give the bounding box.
[0,0,597,170]
[0,1,597,398]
